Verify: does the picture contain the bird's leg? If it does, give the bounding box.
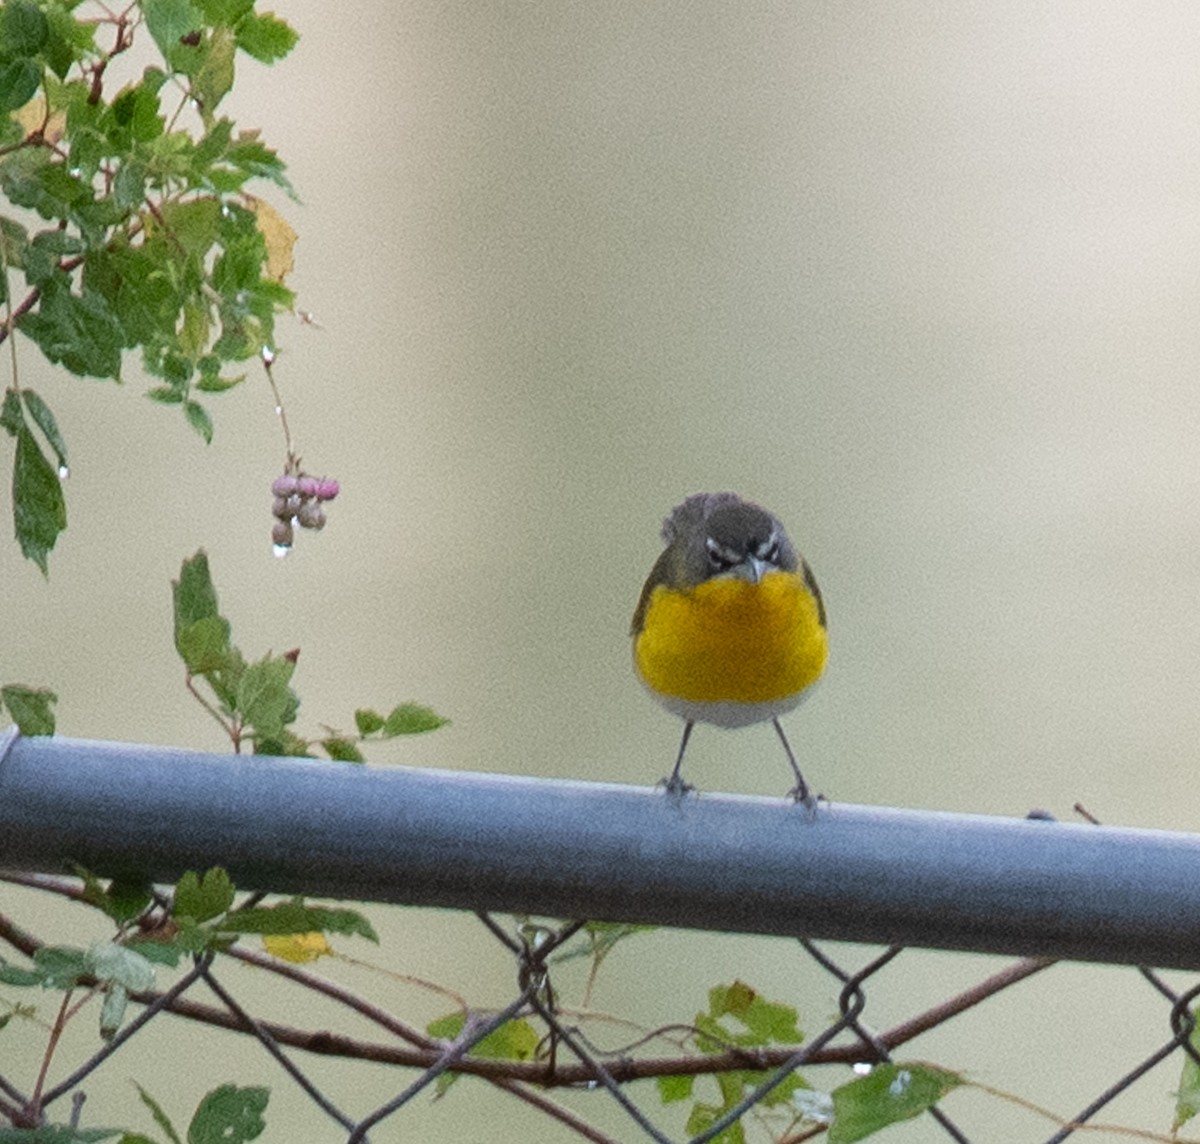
[662,721,696,796]
[773,718,816,812]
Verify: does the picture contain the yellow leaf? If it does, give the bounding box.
[13,97,66,144]
[263,932,331,963]
[251,196,297,283]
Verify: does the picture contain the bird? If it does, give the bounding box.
[631,492,828,806]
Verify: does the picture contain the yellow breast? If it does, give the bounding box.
[634,570,828,705]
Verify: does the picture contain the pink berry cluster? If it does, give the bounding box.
[271,473,340,549]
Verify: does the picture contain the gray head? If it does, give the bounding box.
[663,492,799,584]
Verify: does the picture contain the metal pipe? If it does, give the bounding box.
[2,729,1198,969]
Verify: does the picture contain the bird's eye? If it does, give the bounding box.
[754,535,781,565]
[705,537,738,571]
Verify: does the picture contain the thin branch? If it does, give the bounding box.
[0,286,44,350]
[184,673,238,747]
[0,899,1056,1088]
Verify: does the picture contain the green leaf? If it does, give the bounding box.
[250,728,310,758]
[31,945,91,988]
[353,708,385,735]
[161,350,193,385]
[233,13,298,63]
[236,654,295,740]
[191,25,236,118]
[0,957,43,986]
[173,550,225,649]
[91,941,155,1038]
[171,917,234,955]
[0,57,39,115]
[77,870,152,923]
[176,615,234,674]
[828,1063,964,1143]
[157,197,220,257]
[708,980,802,1045]
[222,899,378,943]
[183,399,213,443]
[20,389,67,470]
[85,246,177,348]
[0,1,49,57]
[551,921,654,965]
[172,868,235,924]
[177,298,210,358]
[112,159,147,211]
[322,737,364,763]
[186,1084,268,1144]
[656,1073,695,1104]
[1174,1008,1200,1130]
[134,1083,184,1144]
[108,82,165,146]
[89,942,156,992]
[9,419,67,574]
[19,277,123,379]
[193,367,244,393]
[99,982,128,1040]
[42,9,97,80]
[685,1102,745,1144]
[427,1012,540,1064]
[1,149,64,219]
[23,229,83,287]
[222,131,292,196]
[1,683,56,734]
[142,0,204,66]
[195,0,255,23]
[124,939,183,968]
[381,703,448,736]
[0,216,28,277]
[0,388,19,434]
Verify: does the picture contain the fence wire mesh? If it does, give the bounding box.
[4,869,1200,1144]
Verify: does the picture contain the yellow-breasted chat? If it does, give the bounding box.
[631,492,828,806]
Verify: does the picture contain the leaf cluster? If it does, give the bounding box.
[1,866,375,1027]
[657,980,807,1143]
[172,550,448,758]
[0,0,299,570]
[0,865,374,1140]
[650,980,967,1142]
[172,549,300,754]
[168,867,378,955]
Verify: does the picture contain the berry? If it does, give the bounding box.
[296,501,326,530]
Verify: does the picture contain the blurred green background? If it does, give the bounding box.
[4,2,1199,1140]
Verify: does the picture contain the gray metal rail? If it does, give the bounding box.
[2,727,1198,969]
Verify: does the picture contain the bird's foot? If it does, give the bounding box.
[788,784,820,817]
[659,773,696,798]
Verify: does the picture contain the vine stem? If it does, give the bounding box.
[262,352,295,462]
[29,990,74,1110]
[184,674,242,752]
[1,226,19,390]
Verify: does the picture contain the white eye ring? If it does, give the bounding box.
[753,529,781,565]
[705,537,739,571]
